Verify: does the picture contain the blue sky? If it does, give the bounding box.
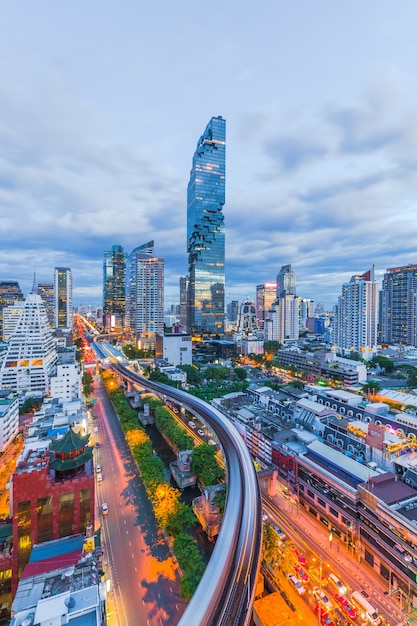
[1,1,417,310]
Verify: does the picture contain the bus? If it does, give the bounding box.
[351,591,380,624]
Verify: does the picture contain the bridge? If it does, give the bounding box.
[112,363,263,626]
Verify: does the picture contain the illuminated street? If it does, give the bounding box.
[92,375,187,625]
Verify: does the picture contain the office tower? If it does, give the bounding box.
[38,282,55,328]
[276,264,296,299]
[103,244,126,330]
[334,267,378,360]
[0,281,23,340]
[179,276,188,329]
[0,293,58,396]
[125,241,164,345]
[256,283,277,330]
[54,267,73,330]
[381,265,417,346]
[187,116,226,336]
[237,299,258,333]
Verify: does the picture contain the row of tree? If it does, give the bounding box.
[101,371,222,598]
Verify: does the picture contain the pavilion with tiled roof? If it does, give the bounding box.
[49,426,93,479]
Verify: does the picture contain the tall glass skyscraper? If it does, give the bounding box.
[381,264,417,346]
[187,116,226,336]
[103,244,126,330]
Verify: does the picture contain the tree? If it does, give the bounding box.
[234,367,247,381]
[82,371,93,396]
[262,523,284,568]
[191,444,224,486]
[213,489,226,514]
[362,381,381,395]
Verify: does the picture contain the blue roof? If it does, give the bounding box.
[30,534,85,563]
[47,426,68,438]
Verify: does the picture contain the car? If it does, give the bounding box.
[208,439,217,446]
[95,442,99,448]
[197,429,205,437]
[262,513,268,522]
[294,564,309,582]
[94,426,98,432]
[188,420,196,429]
[293,547,307,566]
[101,502,108,516]
[328,573,347,595]
[313,587,333,611]
[97,472,103,482]
[314,605,335,626]
[96,464,102,473]
[287,574,305,595]
[272,524,285,540]
[334,594,356,620]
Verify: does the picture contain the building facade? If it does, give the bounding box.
[10,427,94,592]
[179,276,188,330]
[0,391,19,453]
[38,283,55,328]
[276,264,296,299]
[187,116,226,336]
[54,268,73,331]
[103,244,126,330]
[0,281,24,340]
[0,293,58,397]
[334,267,378,360]
[381,264,417,347]
[125,241,164,345]
[256,283,277,331]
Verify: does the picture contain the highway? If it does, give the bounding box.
[112,363,263,626]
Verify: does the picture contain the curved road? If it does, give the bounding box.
[113,364,263,626]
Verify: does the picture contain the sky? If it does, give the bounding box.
[1,1,417,311]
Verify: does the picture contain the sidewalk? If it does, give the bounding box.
[265,484,409,625]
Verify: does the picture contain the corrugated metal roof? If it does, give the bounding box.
[29,534,85,563]
[306,439,379,482]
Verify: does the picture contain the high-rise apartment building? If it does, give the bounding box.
[256,283,277,330]
[125,241,164,345]
[0,293,58,396]
[334,267,378,360]
[0,281,23,340]
[380,264,417,347]
[187,116,226,336]
[265,295,299,343]
[54,268,73,330]
[38,282,55,328]
[103,244,126,330]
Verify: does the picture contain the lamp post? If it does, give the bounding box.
[328,532,333,551]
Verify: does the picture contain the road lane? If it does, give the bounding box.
[93,376,187,625]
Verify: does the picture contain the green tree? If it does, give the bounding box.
[234,367,247,381]
[213,489,226,514]
[362,381,382,395]
[82,371,94,396]
[191,443,224,486]
[179,364,202,386]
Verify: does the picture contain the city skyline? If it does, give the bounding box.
[1,3,417,308]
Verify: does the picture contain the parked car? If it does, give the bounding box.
[96,464,102,473]
[197,429,205,437]
[293,547,307,566]
[287,574,305,595]
[312,587,333,612]
[334,594,356,620]
[294,564,309,582]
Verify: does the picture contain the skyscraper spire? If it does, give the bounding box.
[31,268,38,294]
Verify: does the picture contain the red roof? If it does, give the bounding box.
[21,549,81,578]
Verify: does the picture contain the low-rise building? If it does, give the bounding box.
[155,332,192,367]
